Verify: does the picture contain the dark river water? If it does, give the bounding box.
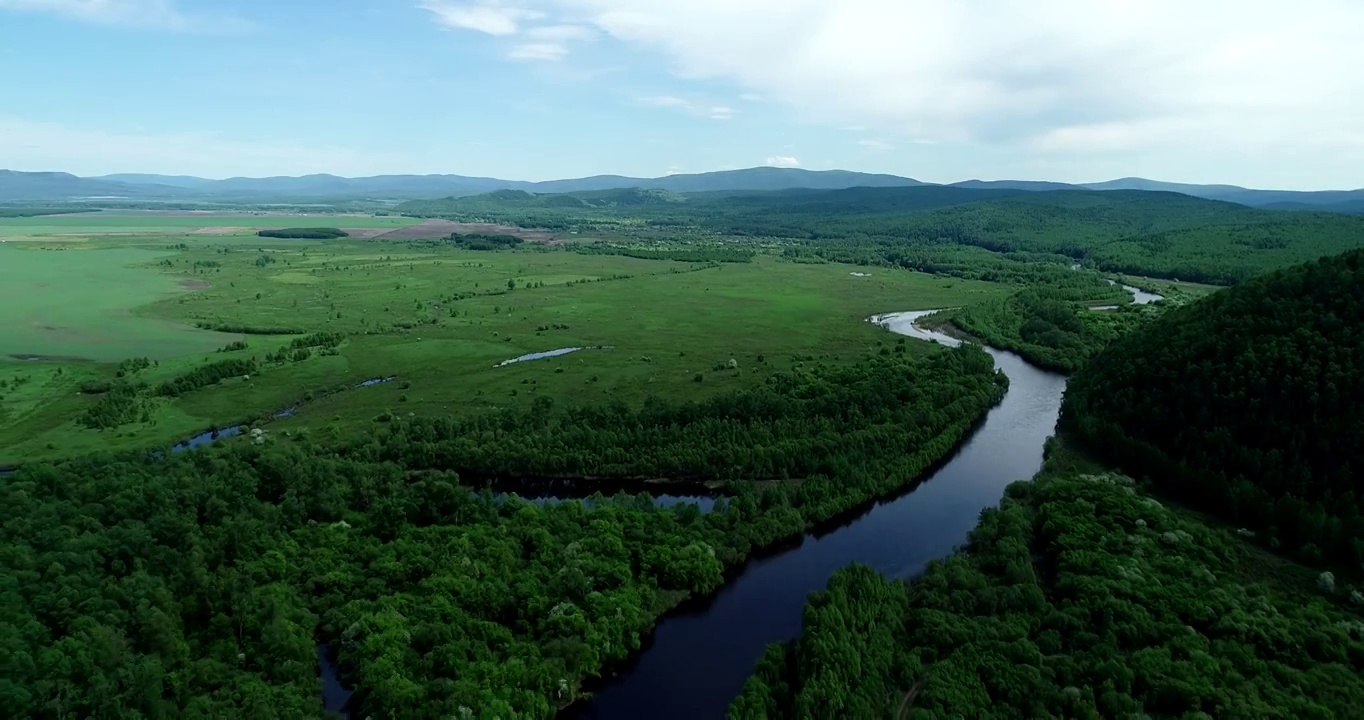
[562,311,1070,719]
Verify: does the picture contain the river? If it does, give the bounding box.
[563,287,1162,718]
[303,287,1154,718]
[561,314,1065,718]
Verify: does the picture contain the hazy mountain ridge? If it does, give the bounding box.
[1,167,1359,211]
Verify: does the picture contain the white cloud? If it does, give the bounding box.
[0,0,246,31]
[507,24,596,61]
[419,0,543,36]
[0,116,408,178]
[765,156,800,168]
[739,93,764,102]
[509,43,569,60]
[858,139,894,152]
[639,95,735,120]
[525,23,595,41]
[537,0,1364,186]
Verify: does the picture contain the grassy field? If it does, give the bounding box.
[0,236,1009,464]
[0,212,419,238]
[0,244,238,361]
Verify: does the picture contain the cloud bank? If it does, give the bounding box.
[499,0,1363,185]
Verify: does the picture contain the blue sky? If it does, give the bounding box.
[1,0,1361,189]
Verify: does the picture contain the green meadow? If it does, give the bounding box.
[0,234,1008,463]
[0,212,419,238]
[0,244,238,361]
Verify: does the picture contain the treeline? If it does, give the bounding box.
[575,244,754,263]
[734,468,1364,718]
[450,232,524,250]
[155,358,258,397]
[257,227,349,239]
[352,347,1005,488]
[195,322,305,335]
[0,207,87,218]
[1063,249,1364,566]
[4,348,1006,718]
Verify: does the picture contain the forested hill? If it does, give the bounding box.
[1062,249,1364,567]
[400,187,1364,285]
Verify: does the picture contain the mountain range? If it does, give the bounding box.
[1,168,1360,213]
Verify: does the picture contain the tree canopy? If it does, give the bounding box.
[3,347,1005,718]
[1063,249,1364,567]
[734,467,1364,719]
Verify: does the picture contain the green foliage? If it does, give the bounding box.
[288,331,345,351]
[735,470,1364,719]
[154,358,258,397]
[76,381,149,429]
[0,207,87,218]
[357,347,1005,488]
[1092,216,1364,284]
[257,227,349,239]
[3,349,1005,718]
[952,289,1158,373]
[194,322,305,335]
[575,244,754,263]
[115,356,152,377]
[1063,249,1364,566]
[402,187,1364,285]
[449,233,524,250]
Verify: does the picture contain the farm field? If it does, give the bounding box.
[0,236,1008,463]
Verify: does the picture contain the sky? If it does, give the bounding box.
[0,0,1361,189]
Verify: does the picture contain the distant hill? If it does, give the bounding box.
[950,179,1078,191]
[950,177,1364,211]
[2,167,1359,210]
[0,170,182,201]
[94,173,216,188]
[1063,248,1364,565]
[2,167,923,202]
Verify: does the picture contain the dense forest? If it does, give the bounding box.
[573,244,755,264]
[449,232,524,250]
[398,187,1364,285]
[3,348,1005,718]
[733,464,1364,718]
[1063,249,1364,567]
[257,228,349,239]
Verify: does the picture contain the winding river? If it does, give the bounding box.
[564,288,1162,718]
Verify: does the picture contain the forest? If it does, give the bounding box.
[573,244,755,264]
[1063,249,1364,567]
[2,347,1005,718]
[732,463,1364,718]
[257,228,349,239]
[949,289,1163,373]
[399,187,1364,285]
[449,232,524,250]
